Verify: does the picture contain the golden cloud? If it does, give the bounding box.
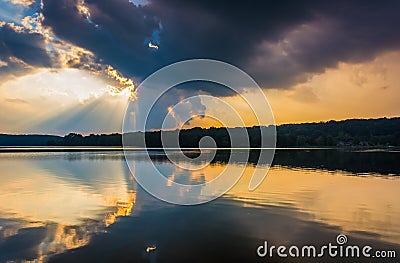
[106,65,136,100]
[5,0,35,6]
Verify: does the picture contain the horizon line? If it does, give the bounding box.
[0,116,399,137]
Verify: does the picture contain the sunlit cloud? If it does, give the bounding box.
[1,0,399,134]
[76,0,97,26]
[106,65,136,100]
[1,21,25,32]
[265,51,400,124]
[20,12,46,34]
[179,51,400,128]
[0,68,130,134]
[0,60,9,67]
[8,56,33,69]
[76,0,90,20]
[3,0,35,7]
[0,1,135,99]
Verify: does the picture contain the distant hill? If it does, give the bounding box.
[277,117,400,147]
[0,134,61,146]
[0,117,399,147]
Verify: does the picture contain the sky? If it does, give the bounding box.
[0,0,399,134]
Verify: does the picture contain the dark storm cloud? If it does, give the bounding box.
[28,0,400,91]
[174,81,236,97]
[248,0,400,87]
[148,0,316,63]
[41,0,317,83]
[42,0,161,78]
[144,0,400,90]
[0,23,51,77]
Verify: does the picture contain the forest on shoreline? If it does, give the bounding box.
[0,117,399,148]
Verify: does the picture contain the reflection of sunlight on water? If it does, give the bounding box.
[0,151,399,262]
[37,223,94,260]
[104,189,136,227]
[0,153,136,262]
[224,165,400,244]
[134,153,400,244]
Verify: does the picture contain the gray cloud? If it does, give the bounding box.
[0,23,51,78]
[0,25,51,67]
[38,0,400,92]
[1,0,399,132]
[42,0,160,78]
[0,19,136,96]
[2,0,400,94]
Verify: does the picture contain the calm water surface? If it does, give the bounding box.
[0,149,399,262]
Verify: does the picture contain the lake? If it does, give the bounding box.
[0,149,399,262]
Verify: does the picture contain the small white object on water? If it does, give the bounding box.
[146,245,157,253]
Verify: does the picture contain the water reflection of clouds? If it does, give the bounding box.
[226,165,400,244]
[0,153,136,262]
[0,150,399,262]
[130,151,400,244]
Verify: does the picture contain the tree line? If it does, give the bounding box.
[1,117,398,147]
[48,117,400,147]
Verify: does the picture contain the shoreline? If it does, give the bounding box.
[0,146,398,153]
